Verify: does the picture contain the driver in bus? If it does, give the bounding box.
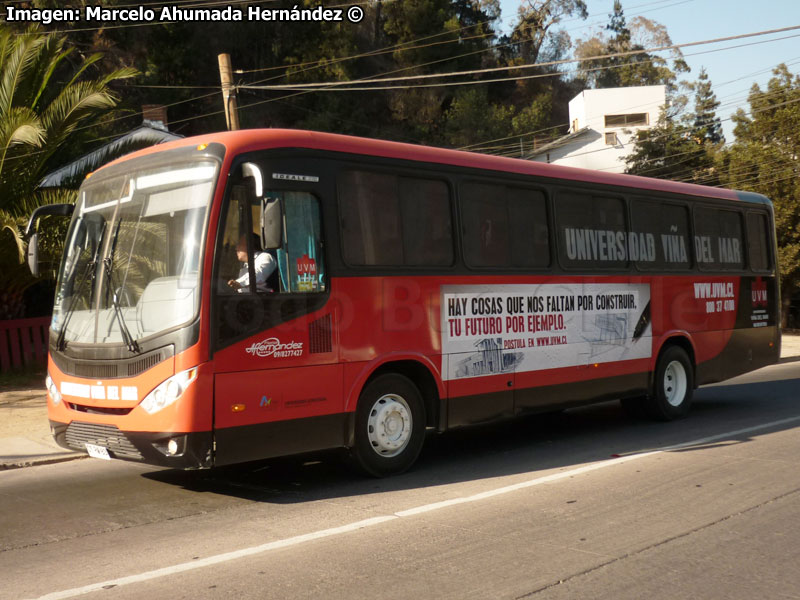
[227,233,277,293]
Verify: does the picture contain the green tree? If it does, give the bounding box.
[718,65,800,325]
[0,24,136,319]
[0,26,136,211]
[443,87,514,147]
[623,112,702,180]
[499,0,586,137]
[509,0,587,65]
[625,69,723,184]
[381,0,499,141]
[690,68,723,144]
[511,93,552,136]
[576,1,687,90]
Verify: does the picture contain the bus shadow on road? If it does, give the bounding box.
[142,373,800,504]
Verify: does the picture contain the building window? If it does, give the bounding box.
[605,132,618,145]
[604,113,649,127]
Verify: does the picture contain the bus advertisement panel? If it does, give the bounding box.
[442,283,652,379]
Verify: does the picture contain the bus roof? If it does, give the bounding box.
[100,128,770,206]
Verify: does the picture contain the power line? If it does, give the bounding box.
[241,25,800,91]
[457,123,568,151]
[604,100,800,185]
[236,0,687,83]
[453,46,800,155]
[5,6,799,190]
[507,89,800,172]
[460,52,800,167]
[238,37,791,93]
[210,0,694,160]
[432,60,784,157]
[235,3,488,78]
[6,0,704,139]
[715,168,800,191]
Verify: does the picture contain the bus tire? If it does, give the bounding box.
[645,346,694,421]
[350,373,426,477]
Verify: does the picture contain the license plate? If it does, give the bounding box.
[85,443,111,460]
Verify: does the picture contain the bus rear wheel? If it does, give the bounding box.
[645,346,694,421]
[350,373,426,477]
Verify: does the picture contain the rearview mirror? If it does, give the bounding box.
[24,203,74,276]
[261,197,283,250]
[25,203,74,238]
[27,232,39,277]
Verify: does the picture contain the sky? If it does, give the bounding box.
[496,0,800,141]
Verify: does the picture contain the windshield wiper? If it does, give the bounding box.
[55,259,95,352]
[103,256,140,353]
[55,222,106,352]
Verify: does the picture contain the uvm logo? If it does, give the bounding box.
[752,277,768,308]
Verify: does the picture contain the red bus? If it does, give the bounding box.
[28,129,780,476]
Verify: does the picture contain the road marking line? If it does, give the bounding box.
[394,452,659,517]
[33,516,397,600]
[33,415,800,600]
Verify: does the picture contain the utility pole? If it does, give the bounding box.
[218,53,240,130]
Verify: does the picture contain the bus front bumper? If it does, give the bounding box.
[51,420,214,469]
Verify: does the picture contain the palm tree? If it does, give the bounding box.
[0,24,138,320]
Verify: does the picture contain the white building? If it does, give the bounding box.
[528,85,666,173]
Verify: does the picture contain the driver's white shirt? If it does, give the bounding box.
[235,251,276,292]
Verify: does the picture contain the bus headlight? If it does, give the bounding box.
[141,368,198,415]
[46,373,62,404]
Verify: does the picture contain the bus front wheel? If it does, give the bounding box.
[350,373,426,477]
[646,346,694,421]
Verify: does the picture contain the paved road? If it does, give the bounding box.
[2,361,800,600]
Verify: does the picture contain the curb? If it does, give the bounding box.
[0,453,87,471]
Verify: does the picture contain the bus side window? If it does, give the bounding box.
[461,183,510,267]
[218,198,243,291]
[338,170,452,267]
[339,171,402,265]
[631,199,691,271]
[215,176,263,294]
[555,191,627,270]
[694,207,744,271]
[746,212,770,272]
[460,182,549,269]
[276,191,325,293]
[508,187,549,268]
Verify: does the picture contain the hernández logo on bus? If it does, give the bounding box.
[246,337,304,358]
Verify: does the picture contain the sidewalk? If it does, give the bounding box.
[2,335,800,470]
[0,386,83,470]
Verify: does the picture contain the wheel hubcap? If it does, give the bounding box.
[664,360,688,407]
[367,394,412,457]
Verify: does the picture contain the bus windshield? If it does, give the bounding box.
[52,159,218,347]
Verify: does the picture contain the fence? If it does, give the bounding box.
[0,317,50,373]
